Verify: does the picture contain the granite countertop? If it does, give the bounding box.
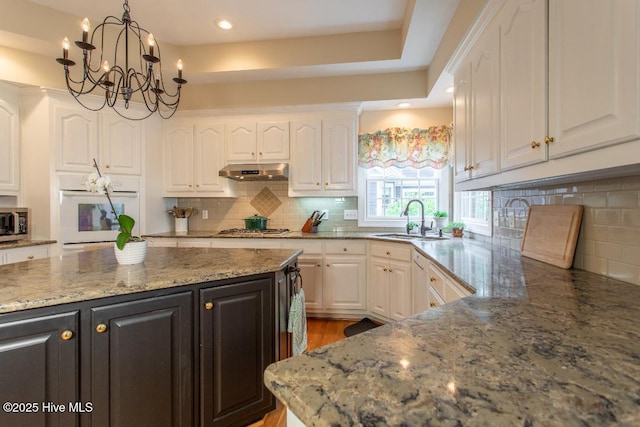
[0,247,301,314]
[0,239,57,250]
[264,239,640,426]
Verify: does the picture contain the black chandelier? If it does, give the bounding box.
[56,0,187,120]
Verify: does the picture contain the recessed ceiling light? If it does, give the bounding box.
[397,102,411,108]
[216,19,233,30]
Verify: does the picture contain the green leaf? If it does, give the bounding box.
[116,231,131,250]
[118,214,135,234]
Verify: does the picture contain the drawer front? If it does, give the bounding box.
[324,240,366,255]
[5,245,50,264]
[147,238,178,248]
[281,239,323,255]
[428,264,448,299]
[370,243,411,262]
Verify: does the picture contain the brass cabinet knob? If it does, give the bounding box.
[343,248,347,252]
[259,152,263,156]
[316,182,320,186]
[326,264,330,267]
[544,136,555,144]
[325,182,328,186]
[316,264,321,267]
[531,141,540,149]
[386,251,391,255]
[430,277,436,282]
[383,268,388,272]
[27,255,34,260]
[196,184,200,188]
[389,269,393,273]
[105,164,110,169]
[251,152,255,156]
[188,184,193,188]
[60,330,74,340]
[467,165,474,170]
[430,302,437,307]
[96,323,108,333]
[463,165,469,171]
[204,302,213,310]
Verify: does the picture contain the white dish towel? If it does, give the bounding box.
[287,288,308,356]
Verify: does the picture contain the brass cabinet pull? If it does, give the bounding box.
[316,264,321,267]
[383,268,388,272]
[96,323,108,333]
[467,165,474,170]
[326,264,330,267]
[531,141,540,149]
[60,330,74,340]
[196,184,200,187]
[544,136,554,144]
[386,251,391,255]
[389,269,393,273]
[188,184,193,188]
[27,255,34,260]
[430,277,436,282]
[204,302,213,310]
[463,165,469,171]
[430,302,437,307]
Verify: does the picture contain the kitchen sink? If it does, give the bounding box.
[374,233,449,241]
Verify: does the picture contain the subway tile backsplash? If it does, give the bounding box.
[485,174,640,286]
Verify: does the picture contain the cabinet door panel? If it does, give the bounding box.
[90,292,192,427]
[388,261,412,321]
[368,259,389,318]
[290,120,322,191]
[323,119,355,191]
[226,122,257,161]
[0,311,79,427]
[469,25,501,178]
[324,256,367,311]
[164,125,194,193]
[500,0,548,170]
[549,0,640,158]
[200,278,274,427]
[453,64,472,183]
[100,114,142,175]
[55,106,99,172]
[0,91,19,192]
[297,256,324,311]
[195,123,225,192]
[258,121,289,161]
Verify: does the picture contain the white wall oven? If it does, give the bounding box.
[59,174,140,251]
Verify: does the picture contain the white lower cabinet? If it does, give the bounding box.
[368,242,413,322]
[1,245,51,265]
[411,251,429,314]
[324,255,367,312]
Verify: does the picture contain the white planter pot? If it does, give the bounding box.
[434,217,448,231]
[114,240,147,265]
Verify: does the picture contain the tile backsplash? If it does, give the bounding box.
[486,174,640,286]
[177,182,365,233]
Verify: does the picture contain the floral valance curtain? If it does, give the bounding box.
[357,125,452,169]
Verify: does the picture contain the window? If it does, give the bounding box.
[358,166,450,227]
[454,190,492,236]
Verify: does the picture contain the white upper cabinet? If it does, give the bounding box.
[454,24,501,183]
[163,121,235,197]
[100,113,142,175]
[55,105,99,173]
[0,82,20,194]
[499,0,548,171]
[548,0,640,158]
[289,112,357,197]
[289,120,322,191]
[257,121,290,161]
[451,0,640,190]
[55,105,142,175]
[225,120,289,163]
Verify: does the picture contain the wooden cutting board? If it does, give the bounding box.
[521,205,584,269]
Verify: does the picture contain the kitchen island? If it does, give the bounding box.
[0,246,301,427]
[264,239,640,426]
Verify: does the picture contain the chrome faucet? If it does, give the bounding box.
[401,199,432,236]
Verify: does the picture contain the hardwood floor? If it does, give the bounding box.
[248,317,360,427]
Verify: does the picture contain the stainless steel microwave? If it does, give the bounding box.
[0,208,30,242]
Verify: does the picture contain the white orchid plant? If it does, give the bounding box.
[85,159,141,250]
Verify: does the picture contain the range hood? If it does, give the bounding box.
[219,163,289,181]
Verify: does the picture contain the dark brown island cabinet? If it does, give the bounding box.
[0,273,281,427]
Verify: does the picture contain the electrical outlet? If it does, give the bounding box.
[343,209,358,220]
[321,209,329,220]
[493,210,499,227]
[202,209,208,220]
[507,211,515,228]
